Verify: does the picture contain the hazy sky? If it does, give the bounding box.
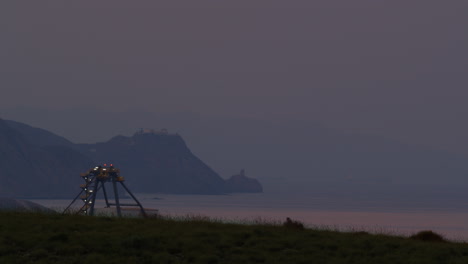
[1,1,468,154]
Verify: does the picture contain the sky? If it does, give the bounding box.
[1,1,468,155]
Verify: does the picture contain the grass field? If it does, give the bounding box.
[1,211,468,264]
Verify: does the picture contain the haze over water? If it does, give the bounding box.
[34,190,468,242]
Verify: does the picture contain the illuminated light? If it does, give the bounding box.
[104,164,107,166]
[110,164,113,166]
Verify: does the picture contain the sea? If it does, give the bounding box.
[31,190,468,242]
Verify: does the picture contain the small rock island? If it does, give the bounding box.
[225,169,263,193]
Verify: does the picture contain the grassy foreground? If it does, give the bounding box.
[1,212,468,264]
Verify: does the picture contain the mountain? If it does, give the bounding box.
[5,113,468,199]
[0,118,93,198]
[4,120,76,149]
[12,108,468,195]
[78,130,230,194]
[4,120,263,196]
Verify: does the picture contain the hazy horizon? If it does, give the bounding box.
[2,1,468,154]
[2,1,468,193]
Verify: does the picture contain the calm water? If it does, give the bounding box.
[32,192,468,241]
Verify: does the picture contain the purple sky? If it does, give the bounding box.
[1,1,468,154]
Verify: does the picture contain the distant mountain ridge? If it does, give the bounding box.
[0,119,93,198]
[78,131,229,194]
[5,120,76,149]
[0,119,263,197]
[3,116,468,200]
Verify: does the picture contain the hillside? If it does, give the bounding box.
[0,119,93,198]
[78,131,229,194]
[6,113,468,199]
[4,120,76,149]
[1,211,468,264]
[12,109,468,197]
[2,120,262,196]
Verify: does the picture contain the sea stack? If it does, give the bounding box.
[225,169,263,193]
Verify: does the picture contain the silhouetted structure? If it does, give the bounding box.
[63,165,147,217]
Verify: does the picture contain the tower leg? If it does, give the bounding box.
[112,177,122,217]
[102,183,110,208]
[62,189,84,215]
[119,182,147,218]
[89,180,99,216]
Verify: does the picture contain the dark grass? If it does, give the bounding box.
[1,211,468,264]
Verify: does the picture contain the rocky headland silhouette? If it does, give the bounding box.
[0,119,263,198]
